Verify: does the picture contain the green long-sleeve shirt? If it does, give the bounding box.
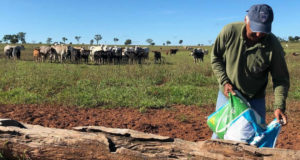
[211,22,290,111]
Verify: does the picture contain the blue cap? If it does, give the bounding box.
[247,4,273,33]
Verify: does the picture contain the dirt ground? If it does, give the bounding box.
[0,103,299,159]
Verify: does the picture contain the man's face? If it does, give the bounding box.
[245,21,267,43]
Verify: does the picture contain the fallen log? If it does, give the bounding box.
[0,119,299,159]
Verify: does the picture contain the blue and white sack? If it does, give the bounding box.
[214,91,282,148]
[249,119,282,148]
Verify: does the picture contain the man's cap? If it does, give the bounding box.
[247,4,273,33]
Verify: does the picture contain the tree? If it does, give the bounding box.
[90,39,94,45]
[113,38,119,44]
[146,38,154,45]
[151,42,155,46]
[166,40,171,46]
[17,32,26,44]
[46,38,52,44]
[163,43,165,46]
[3,35,12,43]
[277,36,286,42]
[62,37,68,44]
[10,35,19,44]
[75,36,81,44]
[3,34,19,44]
[179,40,183,45]
[288,36,294,42]
[94,34,102,45]
[124,39,132,45]
[288,36,300,42]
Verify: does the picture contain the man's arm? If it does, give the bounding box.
[269,36,290,125]
[211,25,233,96]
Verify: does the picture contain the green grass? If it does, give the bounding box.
[0,43,299,111]
[0,44,217,109]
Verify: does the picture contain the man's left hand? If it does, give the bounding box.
[274,109,287,125]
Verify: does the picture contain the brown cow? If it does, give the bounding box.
[33,48,40,62]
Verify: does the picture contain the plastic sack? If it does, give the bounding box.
[250,119,281,148]
[207,93,281,148]
[207,93,250,139]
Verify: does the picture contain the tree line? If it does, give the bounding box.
[2,32,300,45]
[2,32,26,44]
[277,36,300,42]
[1,32,186,46]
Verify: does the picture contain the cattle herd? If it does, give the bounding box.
[190,48,209,63]
[3,44,208,64]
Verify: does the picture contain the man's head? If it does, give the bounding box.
[244,4,273,42]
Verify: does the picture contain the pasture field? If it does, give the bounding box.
[0,43,300,112]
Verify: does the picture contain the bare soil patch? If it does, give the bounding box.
[0,103,299,159]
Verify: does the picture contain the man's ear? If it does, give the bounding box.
[244,16,247,23]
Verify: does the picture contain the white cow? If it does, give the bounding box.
[39,46,55,62]
[89,45,104,62]
[4,45,25,60]
[285,44,289,48]
[51,45,69,63]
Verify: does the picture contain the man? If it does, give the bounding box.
[211,4,290,139]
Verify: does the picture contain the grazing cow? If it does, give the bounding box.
[184,46,194,51]
[191,48,204,63]
[203,49,209,55]
[112,46,123,64]
[152,51,161,63]
[4,45,25,60]
[103,45,114,63]
[292,52,300,56]
[68,46,83,64]
[39,46,55,62]
[81,49,90,64]
[51,45,69,63]
[33,48,41,62]
[142,47,149,60]
[170,49,178,55]
[94,50,104,64]
[165,50,169,55]
[4,47,13,59]
[89,45,104,62]
[12,45,24,60]
[123,47,135,64]
[134,46,145,64]
[285,44,289,48]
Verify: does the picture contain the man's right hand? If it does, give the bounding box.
[224,83,236,97]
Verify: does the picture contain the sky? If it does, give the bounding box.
[0,0,299,45]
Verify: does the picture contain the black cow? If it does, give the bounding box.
[191,48,204,63]
[81,49,90,64]
[170,49,178,55]
[69,47,81,64]
[152,51,161,63]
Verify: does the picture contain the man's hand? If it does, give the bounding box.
[274,109,287,125]
[224,83,236,97]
